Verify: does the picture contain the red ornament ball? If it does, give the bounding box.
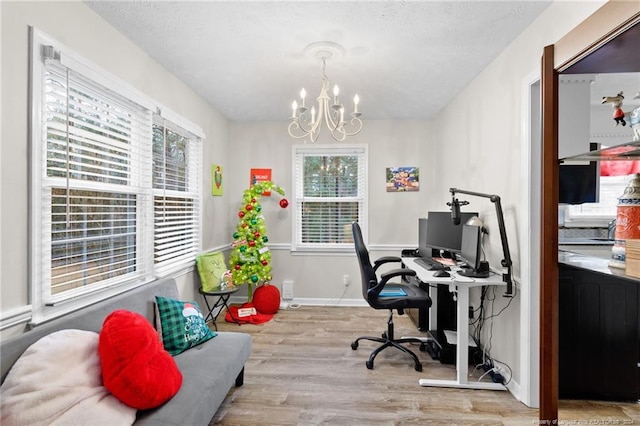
[246,204,253,211]
[238,211,245,218]
[253,284,280,315]
[279,198,289,209]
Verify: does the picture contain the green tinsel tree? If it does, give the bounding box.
[229,181,288,300]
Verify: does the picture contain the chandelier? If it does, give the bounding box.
[288,42,362,143]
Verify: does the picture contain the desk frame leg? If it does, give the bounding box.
[418,286,505,391]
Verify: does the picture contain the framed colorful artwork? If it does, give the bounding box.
[250,168,272,195]
[386,167,419,192]
[212,164,223,196]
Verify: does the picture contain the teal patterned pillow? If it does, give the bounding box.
[155,296,216,356]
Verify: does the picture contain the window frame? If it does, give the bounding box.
[29,28,203,324]
[563,173,631,227]
[291,144,368,253]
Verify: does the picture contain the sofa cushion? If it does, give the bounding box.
[99,310,182,410]
[0,329,136,426]
[155,296,216,356]
[134,331,253,426]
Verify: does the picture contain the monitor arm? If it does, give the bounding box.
[449,188,513,297]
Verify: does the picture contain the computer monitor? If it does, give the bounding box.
[458,224,490,278]
[425,211,478,256]
[417,218,430,258]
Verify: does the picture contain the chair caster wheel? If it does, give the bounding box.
[419,343,427,352]
[414,363,423,372]
[351,341,358,350]
[366,360,374,370]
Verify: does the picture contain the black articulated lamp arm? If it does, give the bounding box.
[449,188,513,297]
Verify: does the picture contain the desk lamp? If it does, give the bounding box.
[448,188,513,297]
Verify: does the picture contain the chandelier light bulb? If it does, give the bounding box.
[291,100,298,118]
[300,88,306,107]
[353,94,360,114]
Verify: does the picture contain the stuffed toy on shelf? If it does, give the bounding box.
[602,91,627,126]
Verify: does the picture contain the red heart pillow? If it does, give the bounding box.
[99,310,182,410]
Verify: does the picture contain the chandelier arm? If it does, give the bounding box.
[287,121,314,139]
[340,116,363,137]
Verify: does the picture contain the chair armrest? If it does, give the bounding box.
[368,268,416,298]
[373,256,402,273]
[380,268,416,284]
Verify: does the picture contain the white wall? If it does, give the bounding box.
[0,0,230,337]
[227,120,436,302]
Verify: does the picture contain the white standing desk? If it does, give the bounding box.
[401,256,506,391]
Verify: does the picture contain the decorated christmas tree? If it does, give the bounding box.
[229,181,288,300]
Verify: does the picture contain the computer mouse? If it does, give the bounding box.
[433,270,450,277]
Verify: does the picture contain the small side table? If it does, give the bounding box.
[198,286,240,330]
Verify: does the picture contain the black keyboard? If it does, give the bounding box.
[414,257,449,271]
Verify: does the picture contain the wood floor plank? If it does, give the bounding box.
[210,306,640,425]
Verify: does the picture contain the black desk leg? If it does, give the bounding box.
[202,293,240,330]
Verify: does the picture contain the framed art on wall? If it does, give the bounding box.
[212,164,223,196]
[386,167,419,192]
[250,168,272,195]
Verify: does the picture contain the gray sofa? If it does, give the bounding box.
[0,278,252,425]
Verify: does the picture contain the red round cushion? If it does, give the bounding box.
[99,310,182,410]
[253,284,280,314]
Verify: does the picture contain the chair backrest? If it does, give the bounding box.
[351,222,379,303]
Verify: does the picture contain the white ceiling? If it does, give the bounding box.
[85,1,553,122]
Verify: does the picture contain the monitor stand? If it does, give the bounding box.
[458,261,490,278]
[458,268,490,278]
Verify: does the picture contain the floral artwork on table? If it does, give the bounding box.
[386,167,419,192]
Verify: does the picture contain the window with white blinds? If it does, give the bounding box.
[293,145,367,251]
[152,118,201,274]
[30,29,203,321]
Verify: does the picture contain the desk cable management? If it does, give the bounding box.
[469,283,517,385]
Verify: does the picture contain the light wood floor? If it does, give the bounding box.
[211,306,640,425]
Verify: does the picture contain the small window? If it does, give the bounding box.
[564,161,636,226]
[292,145,367,251]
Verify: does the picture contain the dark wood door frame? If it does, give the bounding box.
[539,6,640,423]
[539,44,559,422]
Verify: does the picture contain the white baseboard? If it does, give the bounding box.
[230,296,367,308]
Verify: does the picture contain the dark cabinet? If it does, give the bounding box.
[559,263,640,401]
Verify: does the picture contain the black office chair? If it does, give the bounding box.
[350,221,433,371]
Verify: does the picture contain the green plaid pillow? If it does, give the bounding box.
[155,296,216,356]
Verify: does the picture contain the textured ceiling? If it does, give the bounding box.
[84,1,552,122]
